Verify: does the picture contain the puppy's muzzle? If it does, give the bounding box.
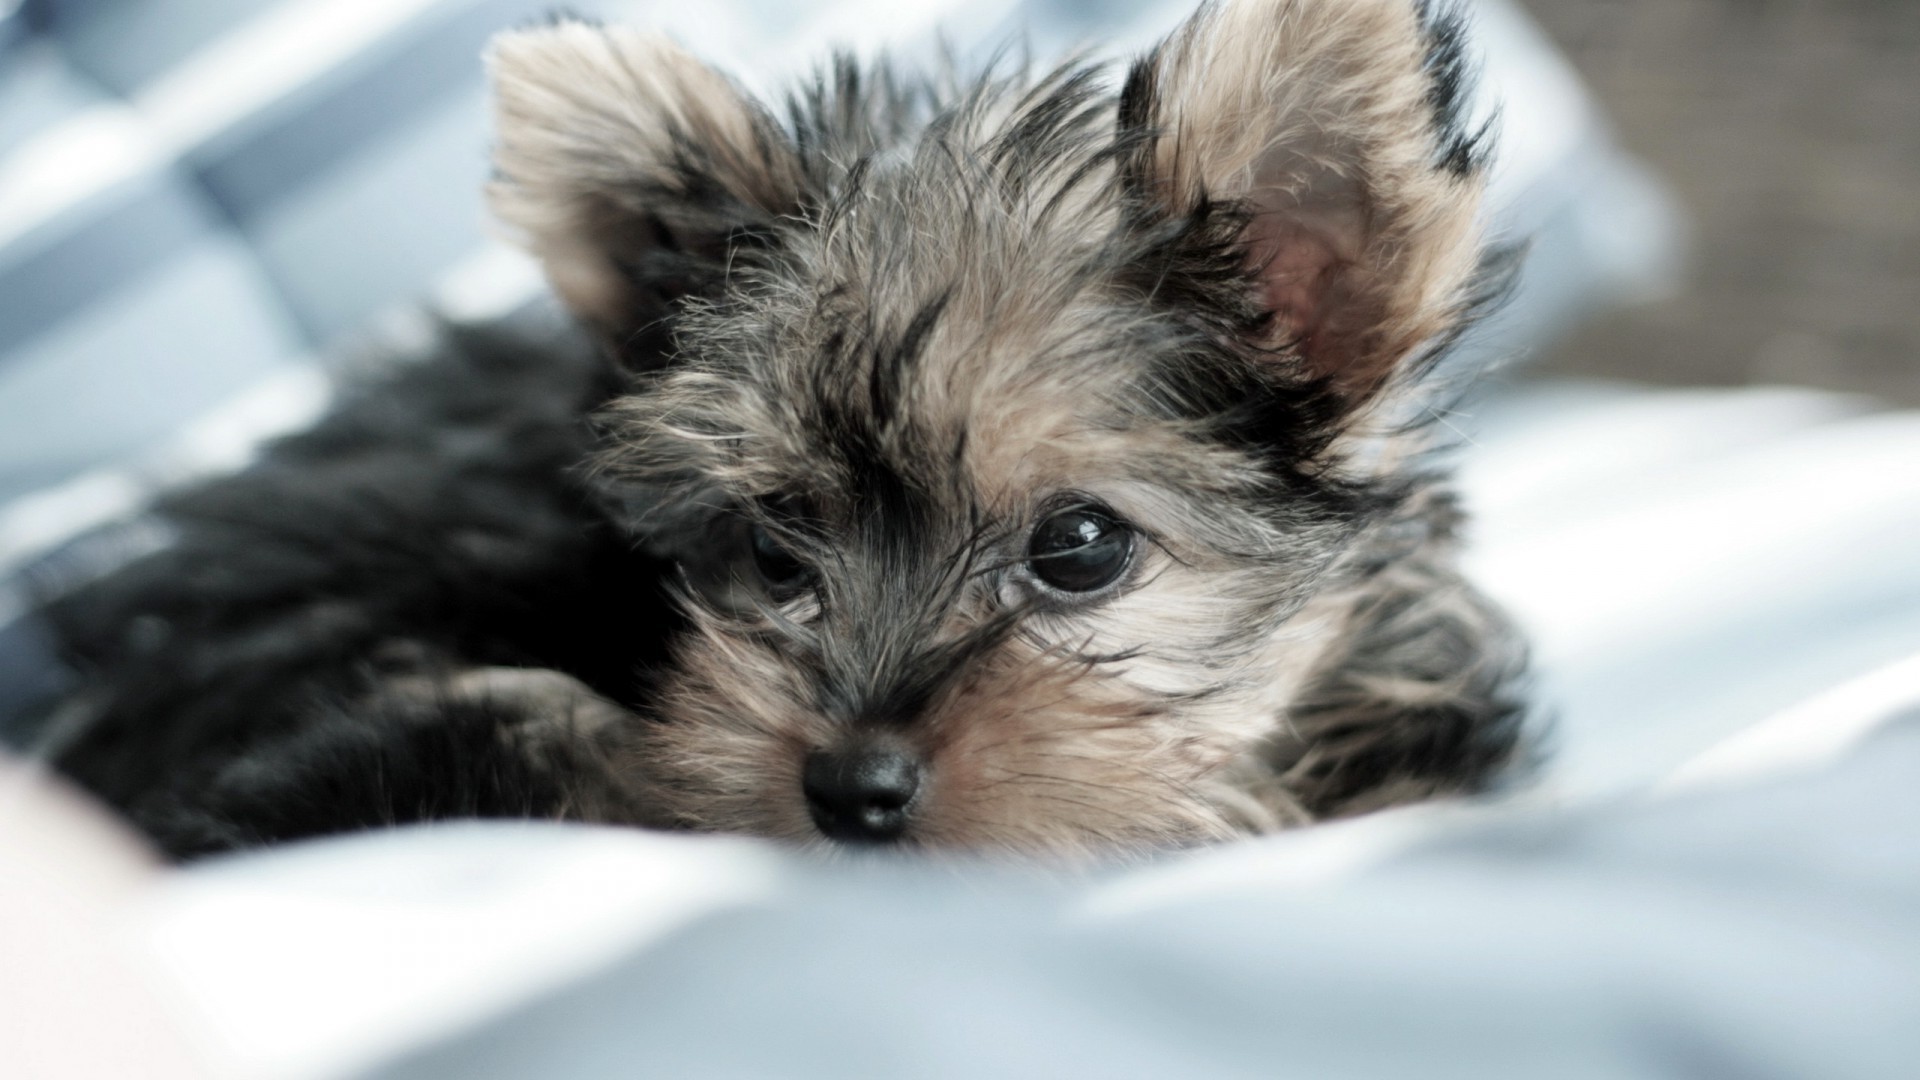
[803,745,922,844]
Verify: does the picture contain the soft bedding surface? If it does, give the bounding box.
[136,655,1920,1080]
[5,2,1915,1076]
[118,377,1920,1080]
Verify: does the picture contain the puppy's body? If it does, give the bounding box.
[41,0,1528,859]
[40,316,676,855]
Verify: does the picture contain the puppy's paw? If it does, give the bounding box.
[383,665,635,745]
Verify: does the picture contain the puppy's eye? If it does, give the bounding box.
[750,523,810,592]
[1027,508,1132,593]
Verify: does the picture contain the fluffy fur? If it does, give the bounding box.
[38,0,1527,860]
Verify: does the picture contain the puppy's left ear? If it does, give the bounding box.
[487,21,802,359]
[1123,0,1490,410]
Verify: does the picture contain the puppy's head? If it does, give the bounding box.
[487,0,1495,855]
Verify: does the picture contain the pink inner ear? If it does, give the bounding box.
[1244,212,1349,362]
[1240,203,1392,403]
[1246,215,1342,349]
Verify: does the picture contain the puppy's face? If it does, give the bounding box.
[602,216,1366,853]
[488,0,1490,855]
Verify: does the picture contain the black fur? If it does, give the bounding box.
[38,310,682,856]
[138,689,651,859]
[30,1,1529,857]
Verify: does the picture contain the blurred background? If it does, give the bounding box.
[1525,0,1920,405]
[1,0,1916,794]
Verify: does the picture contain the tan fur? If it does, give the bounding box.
[478,0,1519,856]
[386,666,634,742]
[1139,0,1487,405]
[487,24,799,325]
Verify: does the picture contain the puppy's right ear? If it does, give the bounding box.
[487,22,801,358]
[1121,0,1491,414]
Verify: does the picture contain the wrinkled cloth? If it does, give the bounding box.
[132,667,1920,1080]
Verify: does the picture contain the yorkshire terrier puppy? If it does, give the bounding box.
[41,0,1527,859]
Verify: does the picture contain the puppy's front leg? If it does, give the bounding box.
[138,667,659,858]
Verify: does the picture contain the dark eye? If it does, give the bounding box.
[750,523,810,593]
[1026,507,1133,593]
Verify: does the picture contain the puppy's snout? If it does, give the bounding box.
[803,746,922,844]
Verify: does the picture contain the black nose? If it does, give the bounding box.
[803,747,922,844]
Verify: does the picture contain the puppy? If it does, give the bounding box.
[40,0,1527,859]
